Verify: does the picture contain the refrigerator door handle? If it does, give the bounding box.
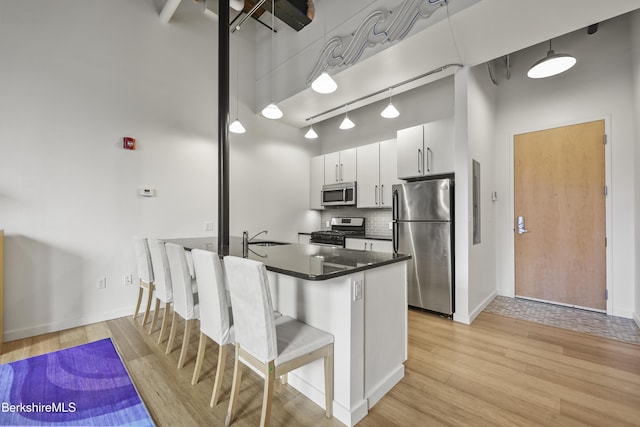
[392,221,399,253]
[392,188,399,253]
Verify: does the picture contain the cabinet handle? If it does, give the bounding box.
[335,164,338,182]
[426,147,432,172]
[363,242,367,250]
[340,163,344,182]
[380,184,384,205]
[375,185,379,205]
[417,149,422,174]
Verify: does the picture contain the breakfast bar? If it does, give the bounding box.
[164,237,409,427]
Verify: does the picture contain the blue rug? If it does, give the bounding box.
[0,338,154,426]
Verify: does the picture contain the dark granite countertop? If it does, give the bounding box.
[163,236,410,281]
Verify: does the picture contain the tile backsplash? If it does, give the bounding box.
[320,207,392,237]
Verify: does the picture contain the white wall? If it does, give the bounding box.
[0,0,318,341]
[466,65,498,320]
[493,13,636,318]
[631,10,640,327]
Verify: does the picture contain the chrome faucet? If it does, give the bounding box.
[248,230,268,242]
[242,230,268,257]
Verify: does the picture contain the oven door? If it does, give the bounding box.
[310,236,345,248]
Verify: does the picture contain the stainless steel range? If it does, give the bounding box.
[310,217,365,247]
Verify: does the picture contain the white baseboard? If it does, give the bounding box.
[4,306,135,342]
[497,288,514,297]
[366,365,404,409]
[287,372,367,427]
[634,312,640,329]
[468,290,498,324]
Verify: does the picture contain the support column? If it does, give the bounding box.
[218,0,230,256]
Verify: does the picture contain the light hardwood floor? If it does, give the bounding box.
[1,309,639,426]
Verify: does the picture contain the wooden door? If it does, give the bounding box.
[514,120,606,310]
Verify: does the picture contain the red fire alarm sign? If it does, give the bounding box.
[123,137,136,150]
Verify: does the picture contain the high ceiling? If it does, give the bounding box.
[163,0,640,128]
[275,0,640,128]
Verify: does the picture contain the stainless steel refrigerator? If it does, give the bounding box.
[392,178,454,316]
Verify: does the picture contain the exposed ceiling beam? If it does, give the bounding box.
[159,0,183,24]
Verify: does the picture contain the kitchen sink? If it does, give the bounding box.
[248,241,291,247]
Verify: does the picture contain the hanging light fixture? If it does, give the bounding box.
[304,124,318,139]
[230,0,244,11]
[339,105,355,130]
[527,39,576,79]
[262,0,283,119]
[229,31,246,134]
[311,71,337,94]
[311,4,337,94]
[380,88,400,118]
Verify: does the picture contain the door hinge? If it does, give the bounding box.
[603,134,607,145]
[605,289,608,300]
[605,237,607,247]
[604,185,608,196]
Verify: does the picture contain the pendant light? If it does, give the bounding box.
[312,71,337,94]
[527,39,576,79]
[339,105,355,130]
[261,0,283,119]
[304,124,319,139]
[311,4,337,94]
[229,30,246,134]
[380,88,400,118]
[230,0,244,11]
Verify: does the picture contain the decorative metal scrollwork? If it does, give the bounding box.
[306,0,447,85]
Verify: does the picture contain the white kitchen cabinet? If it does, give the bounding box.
[310,155,325,210]
[357,139,400,208]
[345,238,393,253]
[397,117,454,179]
[379,139,401,207]
[324,148,357,184]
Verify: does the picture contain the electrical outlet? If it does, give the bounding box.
[97,276,107,289]
[389,221,393,230]
[204,221,214,231]
[325,221,330,228]
[124,274,133,286]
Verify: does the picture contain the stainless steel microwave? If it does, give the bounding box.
[321,182,357,206]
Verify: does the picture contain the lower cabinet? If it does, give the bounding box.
[345,238,393,253]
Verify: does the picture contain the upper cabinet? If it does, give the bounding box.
[357,139,401,208]
[397,117,454,179]
[324,148,357,184]
[310,155,325,210]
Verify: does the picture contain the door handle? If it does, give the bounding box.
[517,216,529,234]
